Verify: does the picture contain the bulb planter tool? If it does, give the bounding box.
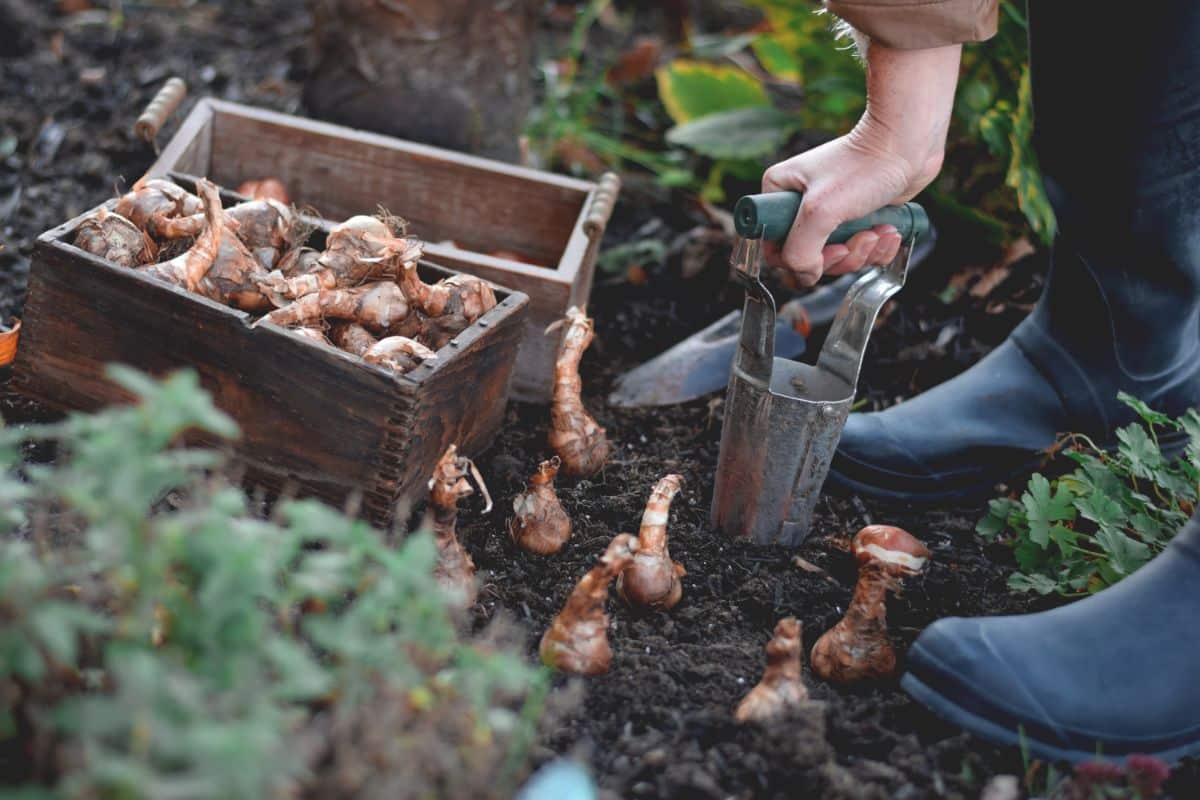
[711,192,929,546]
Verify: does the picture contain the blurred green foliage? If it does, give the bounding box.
[529,0,1055,246]
[0,367,549,799]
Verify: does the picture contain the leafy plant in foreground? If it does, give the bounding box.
[978,394,1200,596]
[0,366,551,799]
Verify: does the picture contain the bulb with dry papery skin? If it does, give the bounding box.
[507,457,571,555]
[192,210,278,313]
[277,246,322,277]
[617,473,686,610]
[292,327,330,345]
[363,336,437,374]
[397,263,498,349]
[261,216,423,302]
[236,177,290,205]
[810,525,931,684]
[426,444,492,609]
[74,208,158,268]
[547,307,609,479]
[257,281,410,334]
[159,198,298,271]
[113,176,202,236]
[329,321,379,356]
[735,617,810,723]
[539,534,639,675]
[139,179,223,291]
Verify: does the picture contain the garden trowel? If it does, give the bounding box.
[711,192,929,547]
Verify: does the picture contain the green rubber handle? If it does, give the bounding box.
[734,192,929,243]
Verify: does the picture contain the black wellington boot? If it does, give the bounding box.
[828,1,1200,501]
[902,512,1200,763]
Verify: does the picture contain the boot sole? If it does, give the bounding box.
[901,670,1200,765]
[828,429,1192,504]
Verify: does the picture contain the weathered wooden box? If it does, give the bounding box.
[8,188,530,526]
[145,99,619,403]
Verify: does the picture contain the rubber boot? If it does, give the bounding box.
[828,1,1200,501]
[902,512,1200,763]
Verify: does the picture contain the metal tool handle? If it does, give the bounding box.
[734,192,930,243]
[815,243,912,389]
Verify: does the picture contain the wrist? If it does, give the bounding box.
[857,40,960,172]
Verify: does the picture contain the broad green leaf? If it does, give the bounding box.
[1117,392,1174,428]
[655,61,769,125]
[1075,491,1126,532]
[976,497,1020,539]
[1004,68,1056,243]
[1094,526,1151,576]
[1117,423,1163,481]
[1008,572,1059,595]
[666,106,800,160]
[1021,473,1075,547]
[753,37,802,82]
[689,33,760,60]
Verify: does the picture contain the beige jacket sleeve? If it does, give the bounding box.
[823,0,999,49]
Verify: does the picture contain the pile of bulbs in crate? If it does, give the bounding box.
[72,176,495,374]
[73,172,934,725]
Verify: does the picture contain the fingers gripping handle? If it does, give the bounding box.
[734,192,929,244]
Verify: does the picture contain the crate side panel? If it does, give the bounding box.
[379,295,527,515]
[207,109,585,265]
[13,242,402,504]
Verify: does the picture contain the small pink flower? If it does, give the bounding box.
[1126,754,1170,797]
[1073,760,1125,789]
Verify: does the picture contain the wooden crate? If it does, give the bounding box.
[145,98,619,403]
[8,191,530,526]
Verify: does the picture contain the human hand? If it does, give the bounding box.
[762,41,961,286]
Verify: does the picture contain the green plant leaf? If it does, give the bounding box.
[752,37,802,82]
[976,497,1020,539]
[655,60,769,124]
[1008,572,1060,595]
[1075,491,1126,532]
[1021,473,1076,547]
[1093,526,1152,576]
[1117,422,1163,481]
[666,106,800,160]
[1118,392,1175,428]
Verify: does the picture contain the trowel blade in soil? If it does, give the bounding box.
[607,312,807,408]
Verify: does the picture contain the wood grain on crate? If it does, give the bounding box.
[148,99,618,402]
[11,203,528,526]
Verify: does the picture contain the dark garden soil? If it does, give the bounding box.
[2,2,1197,798]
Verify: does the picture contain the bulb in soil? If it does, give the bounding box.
[508,456,571,555]
[617,473,685,610]
[810,525,930,684]
[735,617,811,722]
[547,306,609,479]
[425,444,491,610]
[540,534,638,675]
